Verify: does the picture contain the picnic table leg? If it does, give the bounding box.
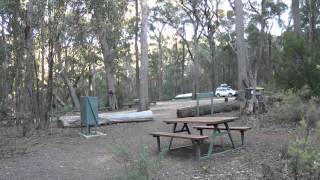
[240,130,244,146]
[168,123,177,150]
[207,126,217,156]
[194,140,201,159]
[156,136,161,152]
[224,122,235,148]
[182,123,191,134]
[215,125,224,145]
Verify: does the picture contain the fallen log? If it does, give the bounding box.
[176,101,239,118]
[57,110,154,128]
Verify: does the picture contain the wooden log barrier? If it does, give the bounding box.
[176,101,239,118]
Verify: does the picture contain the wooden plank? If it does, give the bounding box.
[150,132,208,140]
[194,126,251,131]
[217,127,251,131]
[163,117,239,125]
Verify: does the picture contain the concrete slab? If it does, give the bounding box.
[79,131,107,139]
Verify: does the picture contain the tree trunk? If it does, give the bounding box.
[23,0,36,135]
[87,39,96,96]
[135,0,140,99]
[208,38,217,92]
[259,0,267,85]
[60,70,80,110]
[157,35,163,101]
[91,63,97,96]
[306,0,316,91]
[234,0,250,115]
[45,0,58,126]
[292,0,302,36]
[1,14,9,102]
[105,64,118,110]
[248,0,267,114]
[174,39,179,96]
[12,2,23,128]
[43,36,54,128]
[192,22,200,99]
[180,29,185,94]
[138,0,149,111]
[265,33,272,84]
[40,3,46,85]
[308,0,316,51]
[235,0,249,93]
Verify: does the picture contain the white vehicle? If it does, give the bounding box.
[215,87,237,97]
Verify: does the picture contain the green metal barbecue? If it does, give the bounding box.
[80,96,98,135]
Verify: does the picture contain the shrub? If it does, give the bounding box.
[270,90,304,123]
[288,121,320,179]
[112,144,162,180]
[305,98,320,127]
[267,90,320,128]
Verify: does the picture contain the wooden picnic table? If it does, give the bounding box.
[163,116,239,158]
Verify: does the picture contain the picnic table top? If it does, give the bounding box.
[163,116,239,125]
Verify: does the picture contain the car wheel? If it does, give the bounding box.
[217,94,220,97]
[228,93,232,97]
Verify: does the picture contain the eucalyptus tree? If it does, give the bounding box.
[21,0,38,134]
[149,6,167,101]
[42,0,69,127]
[232,0,249,93]
[152,1,187,95]
[8,0,25,128]
[200,0,222,92]
[248,0,287,86]
[89,0,127,111]
[59,0,95,110]
[180,0,204,99]
[158,1,205,98]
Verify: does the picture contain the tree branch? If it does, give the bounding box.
[248,0,261,15]
[227,0,235,11]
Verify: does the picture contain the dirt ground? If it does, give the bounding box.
[0,98,294,180]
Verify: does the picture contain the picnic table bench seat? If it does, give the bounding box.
[150,132,208,159]
[150,132,208,140]
[193,126,251,145]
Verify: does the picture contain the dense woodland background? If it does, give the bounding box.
[0,0,319,135]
